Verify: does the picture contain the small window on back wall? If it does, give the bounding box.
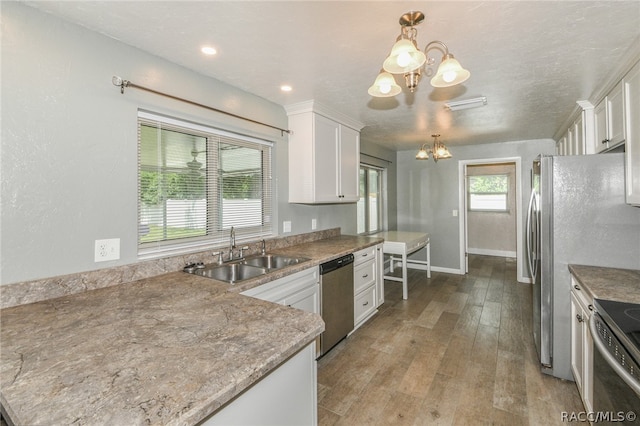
[468,174,509,211]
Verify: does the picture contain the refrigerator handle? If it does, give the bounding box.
[526,189,537,281]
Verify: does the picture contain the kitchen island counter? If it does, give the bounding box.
[0,233,382,425]
[0,271,323,425]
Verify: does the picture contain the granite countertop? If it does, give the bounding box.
[569,264,640,304]
[0,234,381,425]
[224,234,383,293]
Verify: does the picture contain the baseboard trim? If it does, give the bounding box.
[467,248,517,258]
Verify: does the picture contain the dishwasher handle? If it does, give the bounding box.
[320,253,354,275]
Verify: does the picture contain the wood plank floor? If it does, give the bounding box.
[317,255,585,425]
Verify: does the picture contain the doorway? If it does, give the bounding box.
[457,157,528,282]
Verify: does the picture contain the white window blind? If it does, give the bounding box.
[467,174,509,211]
[138,111,273,256]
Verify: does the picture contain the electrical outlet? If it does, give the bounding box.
[95,238,120,262]
[311,219,317,230]
[283,221,292,233]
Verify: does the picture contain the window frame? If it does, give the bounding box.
[137,110,273,258]
[357,163,385,235]
[467,174,510,212]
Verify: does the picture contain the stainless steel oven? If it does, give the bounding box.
[590,299,640,424]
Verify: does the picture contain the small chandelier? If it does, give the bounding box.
[416,134,452,162]
[368,11,470,97]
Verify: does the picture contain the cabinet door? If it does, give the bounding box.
[338,125,360,202]
[608,81,625,146]
[556,135,567,156]
[594,100,608,153]
[570,292,585,390]
[285,284,320,314]
[376,245,384,307]
[313,114,340,202]
[625,61,640,205]
[573,116,584,155]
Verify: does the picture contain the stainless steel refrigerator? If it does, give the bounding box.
[526,153,640,380]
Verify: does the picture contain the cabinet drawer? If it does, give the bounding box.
[354,260,375,294]
[353,246,376,266]
[354,285,376,325]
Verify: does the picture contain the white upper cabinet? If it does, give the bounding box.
[624,60,640,205]
[594,81,626,153]
[556,101,593,155]
[285,101,364,204]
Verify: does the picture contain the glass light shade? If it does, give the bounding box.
[430,54,471,88]
[415,145,429,160]
[368,71,402,97]
[434,143,452,159]
[383,39,426,74]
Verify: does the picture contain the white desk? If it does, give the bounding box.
[370,231,430,300]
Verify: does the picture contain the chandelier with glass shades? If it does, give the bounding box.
[368,11,470,97]
[416,134,452,162]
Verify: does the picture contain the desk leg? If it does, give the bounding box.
[402,252,408,300]
[426,243,431,279]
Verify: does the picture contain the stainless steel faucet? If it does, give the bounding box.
[229,226,236,259]
[260,239,266,255]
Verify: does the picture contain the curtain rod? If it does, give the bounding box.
[361,152,393,164]
[112,76,291,136]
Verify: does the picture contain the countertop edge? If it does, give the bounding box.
[569,264,640,305]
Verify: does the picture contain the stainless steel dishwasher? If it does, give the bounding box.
[318,253,354,357]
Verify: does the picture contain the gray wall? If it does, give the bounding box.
[0,3,356,285]
[396,139,556,272]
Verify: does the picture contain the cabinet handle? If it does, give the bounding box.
[362,253,368,257]
[602,138,609,144]
[363,301,369,306]
[574,285,580,290]
[362,274,369,278]
[576,314,584,323]
[588,305,594,311]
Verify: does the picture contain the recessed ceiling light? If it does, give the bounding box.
[201,46,217,56]
[280,85,293,92]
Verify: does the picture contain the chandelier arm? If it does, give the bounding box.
[423,40,450,56]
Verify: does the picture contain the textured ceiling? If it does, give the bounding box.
[23,1,640,150]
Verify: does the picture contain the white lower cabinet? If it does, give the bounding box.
[352,244,382,330]
[570,275,594,414]
[202,342,317,426]
[241,267,319,315]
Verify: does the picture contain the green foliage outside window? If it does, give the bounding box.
[140,170,205,205]
[468,175,508,193]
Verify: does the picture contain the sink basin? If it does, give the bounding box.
[194,263,267,283]
[242,254,310,270]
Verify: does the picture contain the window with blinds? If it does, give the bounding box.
[467,174,509,211]
[138,111,273,256]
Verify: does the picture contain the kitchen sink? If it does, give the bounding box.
[185,254,310,284]
[241,254,310,270]
[193,263,267,283]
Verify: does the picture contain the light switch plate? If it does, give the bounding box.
[283,221,292,233]
[311,219,317,230]
[95,238,120,262]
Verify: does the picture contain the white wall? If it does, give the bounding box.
[0,3,358,285]
[396,139,556,272]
